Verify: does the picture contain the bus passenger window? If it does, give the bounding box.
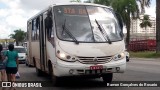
[36,17,40,40]
[45,11,53,39]
[31,21,35,41]
[33,19,37,40]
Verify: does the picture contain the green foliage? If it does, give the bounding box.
[70,0,81,2]
[111,0,139,23]
[137,0,151,13]
[9,29,26,45]
[130,51,160,58]
[83,0,92,3]
[140,15,152,29]
[94,0,111,6]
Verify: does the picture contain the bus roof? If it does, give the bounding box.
[51,2,111,8]
[27,3,112,22]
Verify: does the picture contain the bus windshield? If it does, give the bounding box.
[54,5,123,43]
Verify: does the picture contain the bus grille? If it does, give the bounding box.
[77,56,112,64]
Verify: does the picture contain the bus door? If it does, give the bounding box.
[27,21,32,65]
[43,12,49,71]
[39,14,46,71]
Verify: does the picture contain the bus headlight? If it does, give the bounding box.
[113,52,125,61]
[56,50,76,62]
[59,53,66,58]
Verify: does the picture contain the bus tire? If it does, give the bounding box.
[33,58,36,67]
[28,64,32,67]
[25,62,28,66]
[48,61,61,86]
[36,68,43,76]
[102,73,113,84]
[34,59,43,76]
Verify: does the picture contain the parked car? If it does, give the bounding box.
[14,46,27,64]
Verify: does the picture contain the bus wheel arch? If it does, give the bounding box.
[48,60,61,86]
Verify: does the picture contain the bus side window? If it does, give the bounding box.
[33,19,37,40]
[27,22,30,41]
[45,10,53,39]
[36,17,40,40]
[31,19,37,41]
[31,20,35,41]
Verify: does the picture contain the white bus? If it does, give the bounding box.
[27,3,126,86]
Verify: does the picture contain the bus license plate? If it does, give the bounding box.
[90,65,103,70]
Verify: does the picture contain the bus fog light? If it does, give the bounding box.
[69,69,74,74]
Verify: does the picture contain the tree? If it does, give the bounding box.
[9,29,26,46]
[156,0,160,53]
[140,15,152,39]
[94,0,111,6]
[83,0,92,3]
[137,0,151,14]
[70,0,81,2]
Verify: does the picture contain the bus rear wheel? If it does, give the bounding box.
[34,59,43,76]
[102,73,113,84]
[36,68,43,76]
[25,62,28,66]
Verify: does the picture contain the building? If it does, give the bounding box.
[0,39,15,48]
[130,15,156,40]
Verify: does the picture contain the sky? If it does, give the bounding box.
[0,0,156,39]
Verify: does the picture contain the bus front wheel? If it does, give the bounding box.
[48,62,61,86]
[102,73,113,84]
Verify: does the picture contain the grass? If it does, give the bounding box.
[129,51,160,58]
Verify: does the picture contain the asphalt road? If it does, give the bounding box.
[1,58,160,90]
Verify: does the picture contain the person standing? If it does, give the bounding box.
[4,44,19,82]
[0,44,6,81]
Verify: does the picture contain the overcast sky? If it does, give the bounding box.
[0,0,156,39]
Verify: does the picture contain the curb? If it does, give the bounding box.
[131,58,160,61]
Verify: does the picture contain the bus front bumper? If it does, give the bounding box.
[53,58,126,77]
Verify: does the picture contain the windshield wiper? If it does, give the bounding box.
[62,19,79,44]
[95,19,112,44]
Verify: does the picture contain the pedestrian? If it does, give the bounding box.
[0,44,6,81]
[4,44,19,83]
